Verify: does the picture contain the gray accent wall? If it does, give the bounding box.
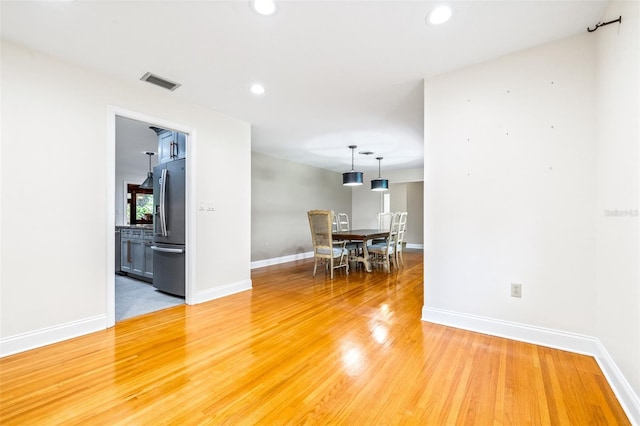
[351,178,424,246]
[406,182,424,247]
[251,151,352,261]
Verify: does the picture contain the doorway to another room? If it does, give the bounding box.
[115,115,186,321]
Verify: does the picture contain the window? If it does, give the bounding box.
[127,184,153,225]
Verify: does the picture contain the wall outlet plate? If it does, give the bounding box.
[511,283,522,298]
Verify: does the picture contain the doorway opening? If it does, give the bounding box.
[108,106,195,327]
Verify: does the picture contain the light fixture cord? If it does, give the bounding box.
[351,147,355,171]
[378,158,381,178]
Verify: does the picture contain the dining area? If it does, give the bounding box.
[307,210,408,279]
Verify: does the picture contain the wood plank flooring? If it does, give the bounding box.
[0,253,630,424]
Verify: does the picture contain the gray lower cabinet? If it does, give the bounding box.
[120,228,153,281]
[143,239,154,279]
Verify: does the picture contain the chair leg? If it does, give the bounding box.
[330,258,334,280]
[313,257,318,276]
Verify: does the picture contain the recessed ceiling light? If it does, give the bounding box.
[251,0,276,16]
[426,5,452,25]
[250,84,266,95]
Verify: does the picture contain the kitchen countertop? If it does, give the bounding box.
[116,225,153,230]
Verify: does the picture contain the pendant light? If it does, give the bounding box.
[139,151,155,189]
[342,145,363,186]
[371,157,389,191]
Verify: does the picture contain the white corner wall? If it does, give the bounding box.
[423,33,597,333]
[595,0,640,417]
[1,40,251,355]
[423,9,640,422]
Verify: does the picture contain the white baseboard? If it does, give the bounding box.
[251,252,314,269]
[193,279,252,304]
[0,315,107,358]
[594,340,640,426]
[251,247,423,269]
[422,307,640,425]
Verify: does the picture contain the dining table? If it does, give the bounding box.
[332,228,388,272]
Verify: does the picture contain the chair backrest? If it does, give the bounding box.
[378,212,394,231]
[308,210,334,250]
[331,212,338,232]
[336,213,350,232]
[386,212,401,249]
[396,212,408,244]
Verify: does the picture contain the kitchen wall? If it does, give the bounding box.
[1,40,251,355]
[423,4,640,420]
[114,116,159,226]
[251,151,351,264]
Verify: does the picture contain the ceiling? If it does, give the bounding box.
[1,0,608,174]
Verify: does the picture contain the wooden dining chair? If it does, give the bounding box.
[377,212,394,230]
[336,213,350,232]
[368,212,400,273]
[395,212,408,268]
[335,212,362,261]
[308,210,349,279]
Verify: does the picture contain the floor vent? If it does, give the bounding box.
[140,72,181,91]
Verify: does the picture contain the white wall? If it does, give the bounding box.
[1,40,251,354]
[423,13,640,421]
[595,0,640,407]
[424,33,597,333]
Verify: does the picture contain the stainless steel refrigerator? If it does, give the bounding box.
[151,158,186,297]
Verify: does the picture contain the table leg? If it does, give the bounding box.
[362,239,372,272]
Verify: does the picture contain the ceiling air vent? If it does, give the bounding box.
[140,72,181,91]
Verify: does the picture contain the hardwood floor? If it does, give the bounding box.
[0,253,629,424]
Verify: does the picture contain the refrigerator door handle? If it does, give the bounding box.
[151,246,185,254]
[159,168,168,237]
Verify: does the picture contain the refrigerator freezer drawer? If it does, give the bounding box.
[152,244,185,297]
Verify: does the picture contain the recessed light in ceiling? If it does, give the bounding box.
[250,83,266,95]
[426,5,452,25]
[251,0,276,16]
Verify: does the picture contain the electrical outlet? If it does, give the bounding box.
[511,283,522,298]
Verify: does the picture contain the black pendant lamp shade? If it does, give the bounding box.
[371,157,389,191]
[343,145,363,186]
[139,151,155,189]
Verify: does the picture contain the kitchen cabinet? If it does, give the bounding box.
[120,228,153,281]
[157,129,186,164]
[143,232,154,280]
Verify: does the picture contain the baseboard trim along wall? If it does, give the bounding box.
[0,315,107,358]
[594,339,640,426]
[251,247,424,270]
[251,252,314,269]
[193,279,253,304]
[1,279,254,358]
[422,307,640,425]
